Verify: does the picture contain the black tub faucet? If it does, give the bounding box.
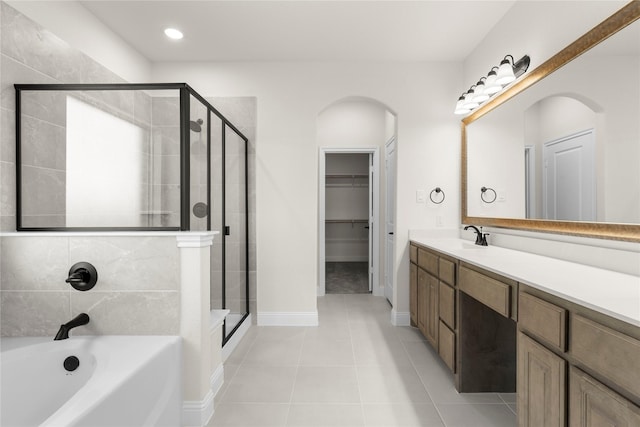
[54,313,90,340]
[464,225,489,246]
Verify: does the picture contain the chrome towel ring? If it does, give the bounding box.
[481,187,497,203]
[430,187,445,204]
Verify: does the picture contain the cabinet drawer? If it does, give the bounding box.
[418,248,438,276]
[569,366,640,426]
[439,321,456,373]
[571,314,640,400]
[439,258,456,286]
[459,266,511,318]
[519,292,567,352]
[410,244,418,264]
[439,282,455,329]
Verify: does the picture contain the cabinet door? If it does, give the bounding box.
[410,263,418,326]
[417,267,428,336]
[518,332,566,427]
[569,367,640,427]
[425,272,439,349]
[439,320,455,373]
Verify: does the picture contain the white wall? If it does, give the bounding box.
[152,61,463,317]
[6,1,151,82]
[463,1,626,84]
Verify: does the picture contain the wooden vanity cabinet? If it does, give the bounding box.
[410,262,417,326]
[409,241,640,426]
[517,286,640,427]
[410,244,458,373]
[518,331,566,427]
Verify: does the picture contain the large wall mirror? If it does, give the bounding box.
[462,1,640,242]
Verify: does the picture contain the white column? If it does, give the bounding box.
[177,232,217,427]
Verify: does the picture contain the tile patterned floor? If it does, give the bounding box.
[325,262,370,294]
[210,294,517,426]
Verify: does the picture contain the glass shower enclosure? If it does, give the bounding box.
[14,83,249,344]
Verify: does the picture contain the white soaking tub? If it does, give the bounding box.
[0,335,181,427]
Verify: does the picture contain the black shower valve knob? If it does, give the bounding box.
[65,262,98,291]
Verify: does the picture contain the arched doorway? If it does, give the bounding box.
[317,97,397,303]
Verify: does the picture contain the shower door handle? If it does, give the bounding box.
[224,226,231,236]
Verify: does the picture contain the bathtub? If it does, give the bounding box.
[1,335,181,427]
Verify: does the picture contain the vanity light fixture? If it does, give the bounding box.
[496,55,517,84]
[454,94,471,115]
[164,28,184,40]
[454,54,530,115]
[483,67,502,95]
[472,77,490,103]
[462,86,480,109]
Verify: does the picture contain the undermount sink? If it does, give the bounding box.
[436,239,486,251]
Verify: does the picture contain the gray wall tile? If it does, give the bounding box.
[20,115,65,169]
[68,236,179,291]
[1,106,15,162]
[1,291,70,336]
[20,165,65,216]
[0,160,15,218]
[0,236,69,290]
[71,291,179,335]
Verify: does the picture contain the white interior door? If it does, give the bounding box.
[384,139,396,304]
[543,130,595,221]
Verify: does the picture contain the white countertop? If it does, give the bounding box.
[410,236,640,328]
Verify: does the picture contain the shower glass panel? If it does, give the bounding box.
[16,87,182,229]
[15,83,250,345]
[189,94,209,231]
[223,124,248,342]
[210,111,224,314]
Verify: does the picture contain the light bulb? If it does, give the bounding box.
[164,28,184,40]
[484,69,502,95]
[454,96,470,115]
[473,79,489,103]
[496,58,516,85]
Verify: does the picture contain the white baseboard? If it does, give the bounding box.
[222,313,252,362]
[182,390,214,427]
[210,364,224,397]
[391,310,410,326]
[257,311,319,326]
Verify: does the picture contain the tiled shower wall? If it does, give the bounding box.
[0,235,180,336]
[0,2,257,334]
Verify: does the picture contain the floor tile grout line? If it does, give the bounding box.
[283,324,308,425]
[400,338,449,427]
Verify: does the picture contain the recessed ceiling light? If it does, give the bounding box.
[164,28,183,40]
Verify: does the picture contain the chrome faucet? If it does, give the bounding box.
[54,313,90,340]
[464,225,489,246]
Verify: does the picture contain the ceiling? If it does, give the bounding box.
[80,1,516,63]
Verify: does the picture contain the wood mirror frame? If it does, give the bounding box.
[461,1,640,243]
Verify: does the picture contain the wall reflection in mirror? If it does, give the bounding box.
[466,16,640,225]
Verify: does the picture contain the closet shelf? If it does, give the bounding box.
[325,174,369,188]
[325,174,368,179]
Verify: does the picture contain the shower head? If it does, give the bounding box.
[190,118,204,133]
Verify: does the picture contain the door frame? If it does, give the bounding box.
[319,147,380,297]
[524,145,535,219]
[384,138,396,305]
